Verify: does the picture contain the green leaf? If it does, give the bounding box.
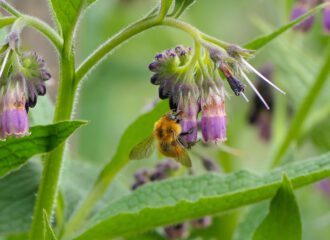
[159,0,174,20]
[49,0,94,37]
[243,3,328,50]
[233,203,269,240]
[170,0,196,18]
[75,153,330,239]
[43,210,57,240]
[0,120,86,177]
[253,175,302,240]
[0,162,41,235]
[0,17,16,28]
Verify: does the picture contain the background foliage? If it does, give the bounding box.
[0,0,330,239]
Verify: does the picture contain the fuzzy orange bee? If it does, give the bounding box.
[129,111,194,167]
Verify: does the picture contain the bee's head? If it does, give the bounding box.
[166,110,183,123]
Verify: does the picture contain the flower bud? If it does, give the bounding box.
[219,62,245,96]
[175,84,199,144]
[0,74,29,139]
[201,83,227,143]
[291,2,315,32]
[202,158,220,172]
[131,169,150,190]
[20,52,51,110]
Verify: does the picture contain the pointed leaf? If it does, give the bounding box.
[0,120,86,177]
[253,175,302,240]
[233,203,269,240]
[0,16,16,28]
[49,0,95,37]
[43,210,57,240]
[170,0,196,18]
[244,3,328,50]
[75,153,330,239]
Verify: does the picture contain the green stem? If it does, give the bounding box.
[271,47,330,167]
[75,17,207,86]
[0,0,21,17]
[0,1,62,51]
[22,15,63,52]
[64,17,206,238]
[30,50,76,239]
[200,32,231,49]
[158,0,173,21]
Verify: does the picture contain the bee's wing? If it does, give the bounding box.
[175,150,192,167]
[129,135,155,160]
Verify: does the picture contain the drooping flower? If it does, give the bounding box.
[0,32,51,140]
[21,52,51,111]
[0,74,29,139]
[208,44,285,110]
[200,80,227,143]
[175,84,200,144]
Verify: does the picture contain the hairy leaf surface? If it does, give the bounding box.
[0,121,86,177]
[76,153,330,239]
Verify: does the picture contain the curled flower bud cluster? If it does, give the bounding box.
[0,32,51,140]
[149,44,285,144]
[290,0,330,34]
[131,159,213,239]
[149,46,226,144]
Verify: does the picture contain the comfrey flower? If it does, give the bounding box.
[148,42,285,144]
[209,44,285,110]
[150,46,200,144]
[0,74,29,139]
[0,32,51,140]
[200,80,227,143]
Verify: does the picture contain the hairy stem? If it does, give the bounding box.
[65,18,204,238]
[271,47,330,167]
[30,49,76,239]
[0,0,21,17]
[0,1,63,51]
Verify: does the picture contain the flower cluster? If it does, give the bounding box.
[149,43,285,144]
[291,0,330,34]
[0,32,51,139]
[131,159,215,239]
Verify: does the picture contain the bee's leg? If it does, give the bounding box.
[179,127,195,136]
[177,136,190,149]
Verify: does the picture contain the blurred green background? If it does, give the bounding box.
[73,1,330,238]
[2,0,330,239]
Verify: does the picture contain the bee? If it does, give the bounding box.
[129,111,194,167]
